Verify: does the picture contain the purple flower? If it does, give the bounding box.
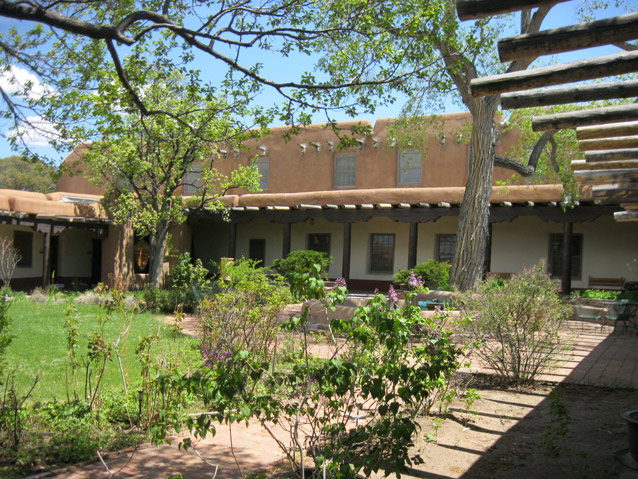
[201,343,233,369]
[407,271,424,289]
[336,277,347,288]
[388,284,398,302]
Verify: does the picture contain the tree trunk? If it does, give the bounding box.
[450,98,499,290]
[148,223,169,288]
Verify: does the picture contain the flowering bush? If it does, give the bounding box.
[170,266,464,478]
[394,260,450,290]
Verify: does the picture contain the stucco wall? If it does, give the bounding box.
[235,219,284,267]
[290,218,344,278]
[0,225,43,279]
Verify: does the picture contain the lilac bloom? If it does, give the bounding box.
[336,277,347,288]
[388,284,398,302]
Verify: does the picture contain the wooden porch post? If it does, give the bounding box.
[228,222,237,259]
[408,222,418,270]
[483,222,493,278]
[342,222,351,281]
[282,222,291,258]
[42,224,52,289]
[561,221,573,294]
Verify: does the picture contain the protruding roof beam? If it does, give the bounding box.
[614,210,638,222]
[498,13,638,62]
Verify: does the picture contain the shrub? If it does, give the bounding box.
[394,260,450,290]
[459,261,571,385]
[170,253,209,290]
[199,260,291,365]
[272,249,332,279]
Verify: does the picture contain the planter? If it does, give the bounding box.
[622,410,638,463]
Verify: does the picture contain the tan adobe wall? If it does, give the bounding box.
[56,144,106,196]
[56,113,526,197]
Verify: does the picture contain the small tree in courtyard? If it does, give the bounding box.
[459,261,572,385]
[0,237,20,290]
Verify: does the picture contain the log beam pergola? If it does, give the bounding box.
[585,149,638,163]
[501,80,638,110]
[456,0,569,21]
[498,13,638,62]
[532,104,638,132]
[578,136,638,151]
[572,160,638,171]
[471,50,638,97]
[576,121,638,140]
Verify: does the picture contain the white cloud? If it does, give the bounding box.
[7,115,64,147]
[0,65,54,100]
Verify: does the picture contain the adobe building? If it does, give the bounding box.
[3,112,637,291]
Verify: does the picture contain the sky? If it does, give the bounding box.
[0,1,630,165]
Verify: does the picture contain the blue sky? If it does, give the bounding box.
[0,1,630,164]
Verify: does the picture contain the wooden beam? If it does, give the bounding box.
[572,159,638,171]
[585,149,638,162]
[498,13,638,62]
[621,203,638,210]
[592,185,638,199]
[471,50,638,97]
[614,210,638,221]
[456,0,568,21]
[576,121,638,140]
[578,136,638,151]
[597,194,638,205]
[574,168,638,184]
[501,80,638,110]
[533,104,638,132]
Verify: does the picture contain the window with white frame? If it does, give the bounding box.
[183,164,202,195]
[256,158,269,190]
[369,234,395,273]
[333,153,356,188]
[436,234,456,264]
[548,233,583,279]
[397,149,422,185]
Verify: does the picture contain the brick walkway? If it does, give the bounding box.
[45,315,638,478]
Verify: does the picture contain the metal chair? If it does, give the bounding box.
[575,304,602,331]
[602,300,637,334]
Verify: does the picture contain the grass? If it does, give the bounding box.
[3,293,198,403]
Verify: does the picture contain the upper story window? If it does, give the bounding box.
[183,164,202,195]
[548,233,583,279]
[397,149,422,185]
[255,158,270,191]
[334,153,356,188]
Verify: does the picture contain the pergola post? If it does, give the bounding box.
[483,222,493,278]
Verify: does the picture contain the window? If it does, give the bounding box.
[397,150,422,185]
[133,236,150,274]
[369,234,395,273]
[549,234,583,279]
[334,153,356,188]
[14,231,32,268]
[437,234,457,263]
[249,238,266,266]
[308,233,331,256]
[255,158,269,190]
[183,164,202,195]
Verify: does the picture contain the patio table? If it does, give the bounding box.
[601,300,638,334]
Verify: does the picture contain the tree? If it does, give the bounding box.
[364,1,631,290]
[0,155,56,192]
[83,71,261,287]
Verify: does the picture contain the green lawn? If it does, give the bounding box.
[3,294,198,403]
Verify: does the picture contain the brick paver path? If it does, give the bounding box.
[49,313,638,478]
